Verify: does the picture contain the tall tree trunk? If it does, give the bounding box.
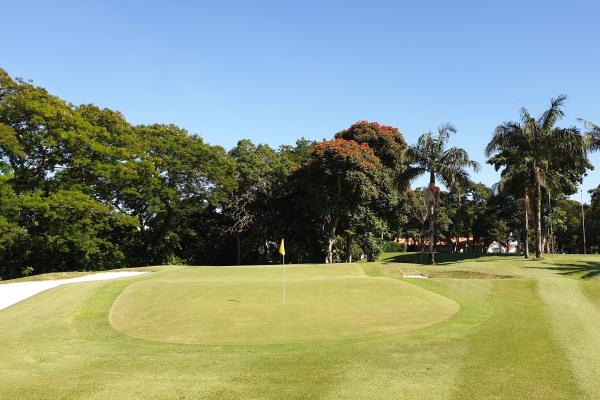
[325,176,342,264]
[547,193,554,255]
[236,233,241,265]
[325,217,338,264]
[429,203,436,264]
[524,191,530,259]
[419,221,425,263]
[345,234,352,263]
[468,232,472,254]
[535,174,542,258]
[326,237,334,263]
[454,196,461,253]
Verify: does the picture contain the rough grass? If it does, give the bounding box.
[1,254,599,399]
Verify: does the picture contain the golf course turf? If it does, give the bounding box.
[109,265,458,345]
[1,254,599,399]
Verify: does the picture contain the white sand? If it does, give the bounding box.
[0,271,146,311]
[402,274,429,279]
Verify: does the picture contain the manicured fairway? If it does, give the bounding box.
[1,254,600,399]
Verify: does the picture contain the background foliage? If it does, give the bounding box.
[0,70,596,278]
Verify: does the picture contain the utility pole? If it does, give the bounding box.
[548,192,554,256]
[581,189,587,256]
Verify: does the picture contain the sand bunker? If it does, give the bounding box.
[0,271,146,310]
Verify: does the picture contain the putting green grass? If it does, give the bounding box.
[1,254,600,399]
[110,265,458,345]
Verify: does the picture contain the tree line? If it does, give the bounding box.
[1,69,599,278]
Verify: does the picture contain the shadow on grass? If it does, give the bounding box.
[533,261,600,280]
[379,252,504,265]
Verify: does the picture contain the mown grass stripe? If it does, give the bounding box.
[451,279,582,399]
[538,277,600,399]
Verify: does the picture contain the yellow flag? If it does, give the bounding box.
[279,239,285,256]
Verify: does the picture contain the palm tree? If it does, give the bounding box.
[487,141,533,258]
[406,124,480,264]
[486,95,588,258]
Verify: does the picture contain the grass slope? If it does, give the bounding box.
[0,254,599,399]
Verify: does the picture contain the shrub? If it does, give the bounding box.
[356,233,385,262]
[382,241,406,253]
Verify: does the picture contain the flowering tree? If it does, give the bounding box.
[335,120,407,170]
[292,138,385,262]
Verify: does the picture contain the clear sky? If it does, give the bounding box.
[1,0,599,201]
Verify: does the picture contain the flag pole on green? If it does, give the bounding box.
[279,239,286,304]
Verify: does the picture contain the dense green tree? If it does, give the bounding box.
[403,188,429,261]
[473,190,521,252]
[0,69,237,277]
[586,185,600,253]
[0,70,137,277]
[225,140,287,264]
[1,189,136,278]
[0,71,78,193]
[442,182,491,253]
[550,198,583,253]
[127,124,236,264]
[0,173,24,257]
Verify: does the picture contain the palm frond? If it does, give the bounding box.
[578,118,600,151]
[407,126,476,192]
[435,147,478,190]
[577,118,599,131]
[538,94,567,132]
[439,147,480,172]
[550,126,585,157]
[485,122,527,157]
[519,107,533,125]
[435,123,456,153]
[395,166,427,189]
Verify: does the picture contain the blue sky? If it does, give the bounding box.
[1,0,599,201]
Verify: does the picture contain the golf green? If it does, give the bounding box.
[109,264,459,345]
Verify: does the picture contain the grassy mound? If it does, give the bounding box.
[109,264,459,345]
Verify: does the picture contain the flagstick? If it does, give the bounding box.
[282,254,286,304]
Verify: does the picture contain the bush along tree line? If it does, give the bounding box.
[1,70,599,278]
